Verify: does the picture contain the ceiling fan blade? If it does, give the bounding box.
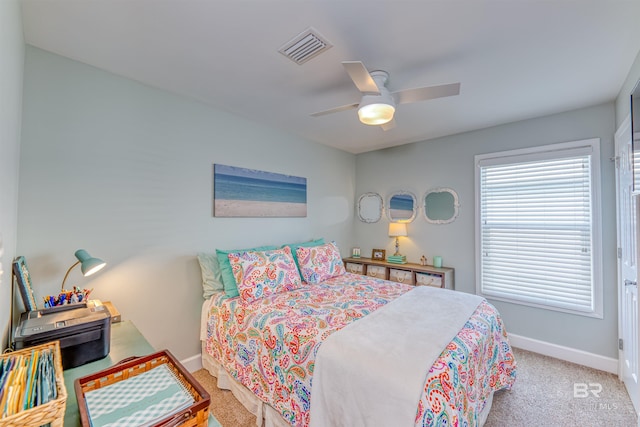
[380,119,396,131]
[310,102,359,117]
[393,82,461,105]
[343,61,380,94]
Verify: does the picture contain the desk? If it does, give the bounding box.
[62,321,154,426]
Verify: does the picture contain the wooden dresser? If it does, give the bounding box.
[343,257,454,289]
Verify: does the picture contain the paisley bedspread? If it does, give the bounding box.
[204,273,516,427]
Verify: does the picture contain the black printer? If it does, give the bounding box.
[13,302,111,369]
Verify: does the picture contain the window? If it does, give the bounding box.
[475,139,602,317]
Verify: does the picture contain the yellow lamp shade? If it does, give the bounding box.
[388,222,408,237]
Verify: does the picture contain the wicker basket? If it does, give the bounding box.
[0,340,67,427]
[75,349,210,427]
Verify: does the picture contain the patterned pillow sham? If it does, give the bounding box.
[281,237,325,275]
[296,241,346,284]
[216,245,279,298]
[228,246,303,304]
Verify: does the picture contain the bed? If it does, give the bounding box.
[198,241,516,427]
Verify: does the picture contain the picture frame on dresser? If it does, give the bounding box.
[13,256,38,311]
[371,249,386,260]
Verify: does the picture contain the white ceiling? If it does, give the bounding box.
[20,0,640,154]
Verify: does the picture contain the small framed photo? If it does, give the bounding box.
[372,249,386,260]
[13,256,38,311]
[352,247,361,258]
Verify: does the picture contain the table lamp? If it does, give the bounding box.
[61,249,106,292]
[388,223,407,256]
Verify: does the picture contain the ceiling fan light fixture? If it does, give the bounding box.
[358,93,395,125]
[309,62,460,128]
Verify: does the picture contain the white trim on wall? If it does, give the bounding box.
[509,333,618,374]
[180,353,203,373]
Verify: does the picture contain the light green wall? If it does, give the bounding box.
[18,46,356,360]
[0,0,24,351]
[354,103,618,358]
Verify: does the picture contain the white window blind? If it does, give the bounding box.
[476,139,602,317]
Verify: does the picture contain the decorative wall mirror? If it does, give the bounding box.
[357,192,384,223]
[387,191,417,223]
[423,187,460,224]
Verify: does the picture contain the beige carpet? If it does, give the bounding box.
[192,348,638,427]
[486,348,637,427]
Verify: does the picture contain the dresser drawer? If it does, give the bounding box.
[342,257,454,289]
[416,272,444,288]
[345,262,365,274]
[389,268,414,285]
[366,265,387,279]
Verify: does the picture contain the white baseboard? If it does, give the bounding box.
[180,352,203,373]
[509,333,618,374]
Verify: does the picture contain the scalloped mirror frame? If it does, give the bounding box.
[357,192,384,223]
[386,191,418,223]
[423,187,460,224]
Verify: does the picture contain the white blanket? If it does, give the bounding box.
[309,286,483,427]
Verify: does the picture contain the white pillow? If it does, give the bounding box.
[197,253,224,298]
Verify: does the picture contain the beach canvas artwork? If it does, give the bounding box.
[214,164,307,217]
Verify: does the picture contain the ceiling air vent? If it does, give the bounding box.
[278,27,332,65]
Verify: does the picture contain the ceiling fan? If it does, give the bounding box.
[311,61,461,130]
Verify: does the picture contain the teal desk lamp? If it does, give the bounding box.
[61,249,106,292]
